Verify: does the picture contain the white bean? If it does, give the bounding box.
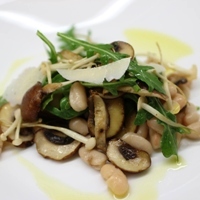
[186,121,200,139]
[78,146,107,170]
[179,84,190,99]
[100,163,129,197]
[185,103,197,114]
[121,132,153,155]
[149,128,161,150]
[69,82,88,112]
[168,83,177,98]
[69,117,89,136]
[176,110,185,124]
[172,93,187,110]
[147,118,163,135]
[183,112,199,126]
[136,122,148,138]
[183,103,199,125]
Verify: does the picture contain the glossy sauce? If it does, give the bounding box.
[132,156,186,200]
[18,156,110,200]
[124,29,193,62]
[18,155,186,200]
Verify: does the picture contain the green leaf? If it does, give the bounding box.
[148,97,189,158]
[43,96,85,120]
[82,77,137,96]
[58,26,80,50]
[134,109,152,125]
[58,30,165,94]
[128,61,165,94]
[37,30,58,63]
[160,123,178,158]
[42,82,72,110]
[57,32,127,64]
[0,96,7,107]
[42,93,54,110]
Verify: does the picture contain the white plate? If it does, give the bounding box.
[0,0,200,200]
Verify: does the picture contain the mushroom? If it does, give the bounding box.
[22,123,96,150]
[123,112,137,133]
[93,94,109,152]
[111,41,134,58]
[8,127,35,148]
[105,97,124,138]
[34,129,81,160]
[21,82,44,122]
[42,81,73,94]
[118,86,168,100]
[87,95,95,135]
[106,139,151,173]
[59,50,82,62]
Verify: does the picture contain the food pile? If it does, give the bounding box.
[0,28,200,197]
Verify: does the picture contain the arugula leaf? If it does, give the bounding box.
[57,31,165,94]
[42,83,85,120]
[0,96,7,107]
[82,76,137,96]
[58,26,80,51]
[148,97,189,158]
[45,96,85,120]
[37,30,58,64]
[128,60,166,94]
[160,123,178,158]
[57,32,127,64]
[134,109,152,125]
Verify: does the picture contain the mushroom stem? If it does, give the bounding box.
[0,109,21,141]
[141,102,184,128]
[22,123,96,150]
[12,111,23,146]
[42,80,74,94]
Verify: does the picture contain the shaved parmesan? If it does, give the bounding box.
[3,67,45,106]
[57,57,131,84]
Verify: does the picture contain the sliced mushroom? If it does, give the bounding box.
[123,111,137,133]
[34,129,81,160]
[111,41,134,58]
[118,86,168,100]
[105,97,124,138]
[59,50,82,62]
[107,139,151,173]
[93,95,109,152]
[21,82,44,122]
[88,95,95,135]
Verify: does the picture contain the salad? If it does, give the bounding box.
[0,27,200,197]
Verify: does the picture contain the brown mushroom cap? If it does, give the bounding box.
[107,139,151,173]
[111,41,135,58]
[21,82,44,122]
